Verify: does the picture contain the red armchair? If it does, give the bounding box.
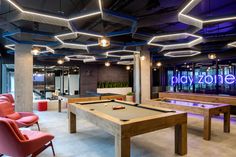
[0,118,55,157]
[0,101,40,130]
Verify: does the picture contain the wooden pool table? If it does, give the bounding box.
[147,99,230,140]
[68,100,187,157]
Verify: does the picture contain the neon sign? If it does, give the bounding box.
[171,74,236,85]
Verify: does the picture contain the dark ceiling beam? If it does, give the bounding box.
[203,33,236,42]
[137,11,178,28]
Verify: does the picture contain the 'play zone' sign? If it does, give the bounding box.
[171,74,236,85]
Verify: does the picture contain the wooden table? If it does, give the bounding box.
[58,93,125,112]
[68,100,187,157]
[147,99,230,140]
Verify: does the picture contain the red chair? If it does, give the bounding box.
[0,101,40,130]
[0,118,55,157]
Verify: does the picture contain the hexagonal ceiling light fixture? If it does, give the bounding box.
[106,49,140,60]
[5,0,101,29]
[148,33,203,51]
[164,50,201,58]
[5,44,55,54]
[55,31,103,50]
[228,41,236,48]
[178,0,236,29]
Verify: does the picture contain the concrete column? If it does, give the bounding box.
[140,49,151,103]
[15,44,33,112]
[133,53,141,104]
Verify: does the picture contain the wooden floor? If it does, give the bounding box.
[33,110,236,157]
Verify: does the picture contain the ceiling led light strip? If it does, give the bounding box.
[148,33,203,50]
[66,55,96,63]
[120,55,134,60]
[178,0,236,28]
[164,50,201,58]
[117,61,134,65]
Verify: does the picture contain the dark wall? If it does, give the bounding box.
[97,65,129,82]
[79,64,130,95]
[79,64,98,95]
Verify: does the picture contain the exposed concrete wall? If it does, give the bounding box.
[14,44,33,112]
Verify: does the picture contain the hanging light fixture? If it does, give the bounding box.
[126,65,131,70]
[208,53,216,60]
[156,61,162,67]
[98,36,110,47]
[57,59,64,64]
[31,47,41,55]
[98,21,110,47]
[105,62,110,67]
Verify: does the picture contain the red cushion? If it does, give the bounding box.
[0,94,14,103]
[0,96,10,102]
[23,134,29,140]
[16,116,38,125]
[0,101,14,117]
[0,117,27,141]
[6,112,21,120]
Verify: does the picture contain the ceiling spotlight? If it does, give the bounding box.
[57,59,64,65]
[98,36,110,47]
[31,47,40,55]
[140,56,145,61]
[186,65,190,68]
[156,61,162,67]
[126,66,131,70]
[208,53,216,60]
[105,62,110,67]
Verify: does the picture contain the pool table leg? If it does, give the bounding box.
[203,112,211,140]
[58,99,61,112]
[115,135,130,157]
[175,123,187,155]
[69,112,76,133]
[224,111,230,133]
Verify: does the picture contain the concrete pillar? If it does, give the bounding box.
[140,49,151,103]
[15,44,33,112]
[133,53,141,104]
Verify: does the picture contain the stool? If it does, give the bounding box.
[38,101,48,111]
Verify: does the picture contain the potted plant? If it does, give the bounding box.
[126,92,135,102]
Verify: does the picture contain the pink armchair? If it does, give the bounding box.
[0,118,55,157]
[0,101,40,130]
